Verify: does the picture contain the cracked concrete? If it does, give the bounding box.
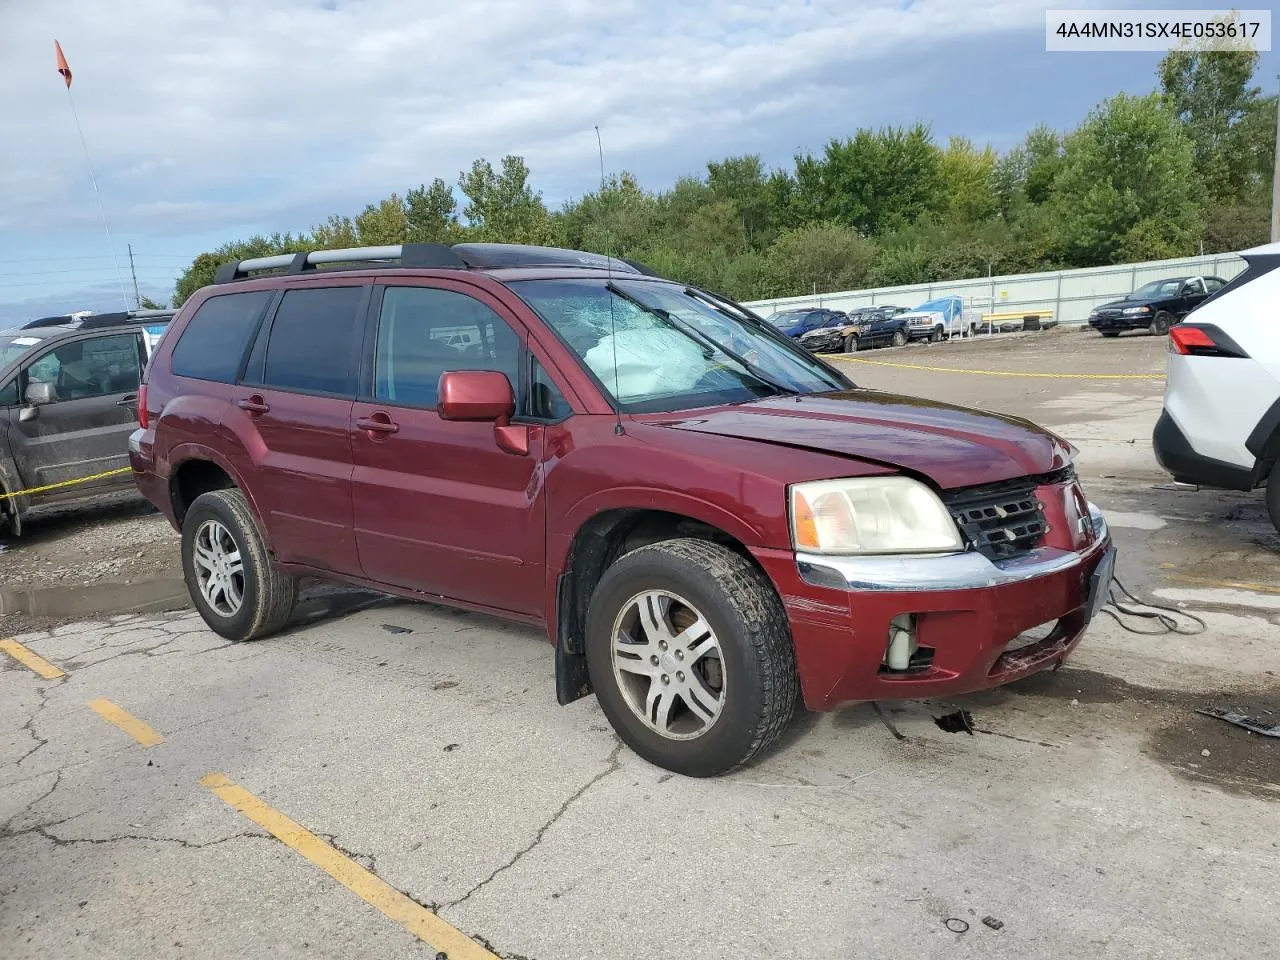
[443,740,624,913]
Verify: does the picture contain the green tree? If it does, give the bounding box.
[706,154,773,247]
[354,194,409,245]
[1049,93,1203,265]
[765,222,877,296]
[794,125,943,233]
[405,179,460,243]
[1159,27,1276,202]
[458,156,553,243]
[937,137,998,224]
[138,294,169,310]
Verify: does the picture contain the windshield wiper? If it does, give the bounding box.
[683,286,851,391]
[606,282,797,396]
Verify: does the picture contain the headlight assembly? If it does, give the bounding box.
[790,477,964,555]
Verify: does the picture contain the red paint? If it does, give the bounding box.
[132,262,1104,711]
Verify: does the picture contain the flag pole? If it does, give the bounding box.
[57,42,131,312]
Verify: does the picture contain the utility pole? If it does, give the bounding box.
[1272,74,1280,243]
[127,242,141,309]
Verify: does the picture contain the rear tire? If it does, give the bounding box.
[585,539,798,777]
[892,330,907,347]
[181,489,297,642]
[843,334,859,353]
[1150,312,1173,336]
[1267,469,1280,536]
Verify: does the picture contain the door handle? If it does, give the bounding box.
[356,414,399,436]
[116,394,138,407]
[237,395,270,415]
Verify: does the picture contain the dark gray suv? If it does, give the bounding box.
[0,310,173,534]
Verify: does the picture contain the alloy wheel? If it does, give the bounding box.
[192,519,245,617]
[610,589,726,740]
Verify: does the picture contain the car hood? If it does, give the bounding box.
[897,310,941,322]
[1095,296,1155,311]
[659,390,1071,489]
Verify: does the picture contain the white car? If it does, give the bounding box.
[1153,241,1280,531]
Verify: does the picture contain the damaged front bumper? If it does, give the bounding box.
[750,503,1113,710]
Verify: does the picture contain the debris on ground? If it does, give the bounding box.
[1196,707,1280,738]
[381,624,413,635]
[871,702,907,741]
[982,916,1005,931]
[934,710,975,735]
[944,918,970,933]
[443,743,461,752]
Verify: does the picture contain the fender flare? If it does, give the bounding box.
[165,443,274,549]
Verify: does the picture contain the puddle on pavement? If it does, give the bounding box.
[0,577,190,618]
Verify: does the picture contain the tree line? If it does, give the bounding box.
[173,43,1276,307]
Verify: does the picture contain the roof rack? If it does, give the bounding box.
[20,309,176,331]
[213,242,653,284]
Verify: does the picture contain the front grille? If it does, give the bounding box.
[942,470,1069,560]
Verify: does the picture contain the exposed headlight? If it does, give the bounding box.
[790,477,964,555]
[1122,305,1151,315]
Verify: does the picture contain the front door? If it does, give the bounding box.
[4,331,144,502]
[232,283,367,574]
[1178,278,1209,317]
[350,281,547,617]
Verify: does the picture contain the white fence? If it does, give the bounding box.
[744,252,1247,325]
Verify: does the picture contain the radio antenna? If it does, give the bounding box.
[596,124,623,436]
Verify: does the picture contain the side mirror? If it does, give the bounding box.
[25,381,56,406]
[437,370,516,423]
[436,370,527,456]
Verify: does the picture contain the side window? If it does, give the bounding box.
[24,334,141,402]
[262,287,364,396]
[0,378,17,407]
[171,290,274,383]
[374,286,521,409]
[1204,277,1224,293]
[526,357,572,421]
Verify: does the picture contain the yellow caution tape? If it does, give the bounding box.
[825,355,1165,380]
[0,466,131,501]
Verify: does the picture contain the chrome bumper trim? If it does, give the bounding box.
[127,428,145,456]
[797,505,1109,592]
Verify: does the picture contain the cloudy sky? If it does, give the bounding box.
[0,0,1274,323]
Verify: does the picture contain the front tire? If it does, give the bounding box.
[585,539,798,777]
[892,330,907,348]
[843,334,859,353]
[1150,312,1173,336]
[181,489,297,642]
[929,327,942,343]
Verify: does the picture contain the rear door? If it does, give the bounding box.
[349,280,550,616]
[3,331,145,501]
[234,282,367,574]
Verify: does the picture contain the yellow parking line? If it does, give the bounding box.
[88,698,165,747]
[200,773,497,960]
[827,356,1165,380]
[0,637,66,680]
[1166,574,1280,595]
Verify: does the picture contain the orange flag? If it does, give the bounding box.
[55,39,72,88]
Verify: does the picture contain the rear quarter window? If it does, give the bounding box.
[170,291,274,383]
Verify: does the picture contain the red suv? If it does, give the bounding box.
[130,243,1114,776]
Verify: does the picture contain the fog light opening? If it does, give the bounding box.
[885,614,918,672]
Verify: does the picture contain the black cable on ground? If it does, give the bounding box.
[1100,573,1207,636]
